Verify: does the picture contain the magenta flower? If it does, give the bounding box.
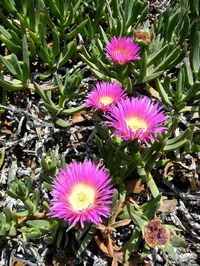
[105,37,141,65]
[85,81,127,112]
[105,97,167,142]
[49,160,113,228]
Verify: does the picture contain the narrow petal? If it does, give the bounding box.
[105,97,168,142]
[85,81,127,112]
[105,37,141,65]
[48,160,113,228]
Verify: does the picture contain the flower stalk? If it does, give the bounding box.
[146,172,160,198]
[134,149,160,198]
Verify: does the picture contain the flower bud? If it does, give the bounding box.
[41,151,57,174]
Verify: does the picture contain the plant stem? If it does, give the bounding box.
[146,172,160,198]
[58,94,67,108]
[138,164,160,198]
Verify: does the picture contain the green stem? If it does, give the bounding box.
[58,94,67,108]
[146,172,160,198]
[115,64,127,83]
[135,146,160,198]
[137,163,160,198]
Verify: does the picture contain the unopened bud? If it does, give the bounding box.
[41,152,57,174]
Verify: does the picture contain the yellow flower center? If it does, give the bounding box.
[99,96,113,106]
[125,117,148,132]
[115,48,130,56]
[69,184,95,212]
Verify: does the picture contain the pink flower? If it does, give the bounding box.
[105,97,167,142]
[49,160,113,228]
[85,81,127,112]
[105,37,140,65]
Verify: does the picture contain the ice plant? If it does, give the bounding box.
[85,81,127,112]
[105,97,167,142]
[105,37,141,65]
[144,218,173,248]
[49,160,113,228]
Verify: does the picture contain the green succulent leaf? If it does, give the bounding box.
[190,0,200,17]
[58,39,77,67]
[139,194,162,220]
[164,140,190,151]
[63,19,88,40]
[1,0,17,13]
[127,204,148,234]
[32,188,40,214]
[165,244,179,263]
[166,11,180,42]
[166,125,194,146]
[191,31,200,75]
[175,68,185,103]
[156,78,172,107]
[184,61,194,87]
[52,29,60,58]
[77,225,97,257]
[0,35,21,54]
[54,118,70,127]
[22,34,30,84]
[178,15,190,44]
[147,44,169,67]
[154,46,181,72]
[0,55,18,77]
[123,227,141,262]
[139,49,147,78]
[185,82,200,101]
